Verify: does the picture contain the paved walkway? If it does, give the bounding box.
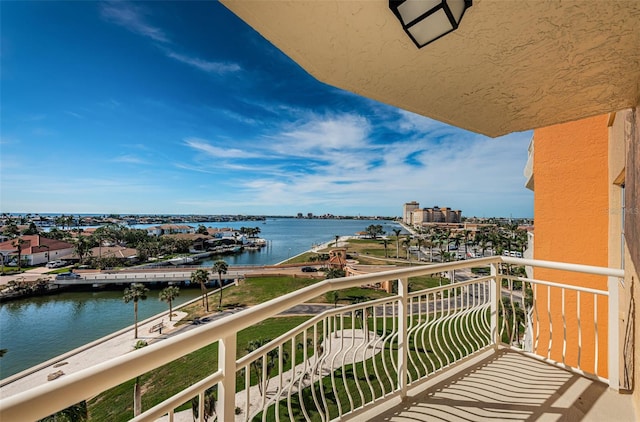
[0,311,189,397]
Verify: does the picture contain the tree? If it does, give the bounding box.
[123,283,149,339]
[323,267,345,279]
[0,349,7,358]
[245,338,287,397]
[325,291,340,307]
[74,236,92,264]
[212,260,228,310]
[196,225,209,235]
[22,222,39,235]
[402,236,412,262]
[365,224,384,239]
[334,235,340,247]
[132,340,148,417]
[191,269,211,312]
[191,386,216,421]
[392,228,402,259]
[382,239,389,258]
[11,238,27,270]
[159,286,180,321]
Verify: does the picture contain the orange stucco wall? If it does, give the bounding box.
[533,114,609,376]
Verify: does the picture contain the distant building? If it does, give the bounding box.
[404,202,461,225]
[146,224,195,236]
[402,201,420,224]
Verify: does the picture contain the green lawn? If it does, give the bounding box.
[87,316,313,421]
[257,311,491,421]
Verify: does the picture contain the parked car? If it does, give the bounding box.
[46,260,66,268]
[301,266,318,272]
[55,272,81,280]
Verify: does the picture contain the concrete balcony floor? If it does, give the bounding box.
[353,349,636,422]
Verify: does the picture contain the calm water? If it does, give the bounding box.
[0,218,402,378]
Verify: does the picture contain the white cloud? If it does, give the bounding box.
[165,51,241,74]
[100,1,169,43]
[277,114,370,151]
[112,155,147,164]
[183,137,263,159]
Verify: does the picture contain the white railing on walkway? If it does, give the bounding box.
[0,257,623,422]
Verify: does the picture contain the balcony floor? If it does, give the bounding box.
[353,349,636,422]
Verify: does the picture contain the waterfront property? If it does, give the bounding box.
[0,235,74,267]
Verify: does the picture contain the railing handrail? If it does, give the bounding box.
[0,256,622,421]
[501,274,609,296]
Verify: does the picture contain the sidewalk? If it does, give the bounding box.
[0,266,55,287]
[0,311,188,398]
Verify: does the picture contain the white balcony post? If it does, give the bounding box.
[397,277,408,399]
[607,276,619,391]
[490,262,501,349]
[218,333,237,420]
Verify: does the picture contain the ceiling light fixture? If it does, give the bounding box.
[389,0,472,48]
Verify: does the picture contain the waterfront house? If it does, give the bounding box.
[60,246,139,265]
[0,235,75,266]
[145,224,196,237]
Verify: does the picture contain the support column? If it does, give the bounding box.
[608,276,620,391]
[218,333,237,420]
[397,277,408,398]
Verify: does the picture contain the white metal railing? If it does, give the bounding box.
[0,257,623,421]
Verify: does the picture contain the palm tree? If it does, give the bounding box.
[11,238,27,270]
[334,235,340,247]
[325,290,340,307]
[392,228,402,259]
[159,286,180,321]
[382,238,389,258]
[132,340,148,417]
[402,236,414,265]
[74,236,92,264]
[123,283,149,339]
[245,338,287,397]
[191,269,211,312]
[212,260,228,310]
[323,267,345,279]
[191,386,216,421]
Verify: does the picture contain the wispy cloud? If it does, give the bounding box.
[112,155,148,164]
[183,137,263,159]
[165,51,241,74]
[100,2,242,76]
[100,1,169,43]
[64,111,84,119]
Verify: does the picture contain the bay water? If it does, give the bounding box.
[0,218,402,378]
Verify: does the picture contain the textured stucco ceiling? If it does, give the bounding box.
[221,0,640,137]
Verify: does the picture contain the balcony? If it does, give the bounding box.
[0,257,635,421]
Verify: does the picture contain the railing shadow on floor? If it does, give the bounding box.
[370,348,611,422]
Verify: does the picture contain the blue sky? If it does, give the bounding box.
[1,1,533,218]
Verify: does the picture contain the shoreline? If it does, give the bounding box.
[274,235,354,265]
